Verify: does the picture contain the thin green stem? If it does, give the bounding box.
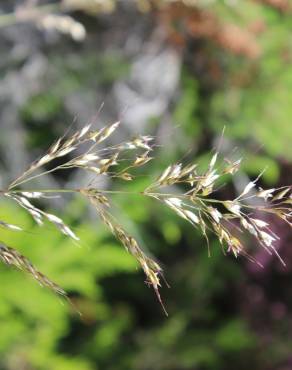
[9,165,67,189]
[9,188,78,194]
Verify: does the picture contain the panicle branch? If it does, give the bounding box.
[146,151,291,267]
[0,242,66,296]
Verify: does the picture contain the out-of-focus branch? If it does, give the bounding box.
[0,3,61,28]
[0,0,116,40]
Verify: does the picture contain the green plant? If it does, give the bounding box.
[0,121,291,314]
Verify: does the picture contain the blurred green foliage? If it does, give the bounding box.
[0,201,138,370]
[209,2,292,161]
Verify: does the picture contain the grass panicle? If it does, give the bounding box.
[0,121,291,314]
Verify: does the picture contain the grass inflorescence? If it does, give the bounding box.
[0,121,291,315]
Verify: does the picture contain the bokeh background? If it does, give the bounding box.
[0,1,292,369]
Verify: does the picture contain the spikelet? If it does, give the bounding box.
[80,188,168,315]
[7,194,79,240]
[0,243,66,296]
[147,150,291,267]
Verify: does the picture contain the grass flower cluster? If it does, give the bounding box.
[0,121,291,315]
